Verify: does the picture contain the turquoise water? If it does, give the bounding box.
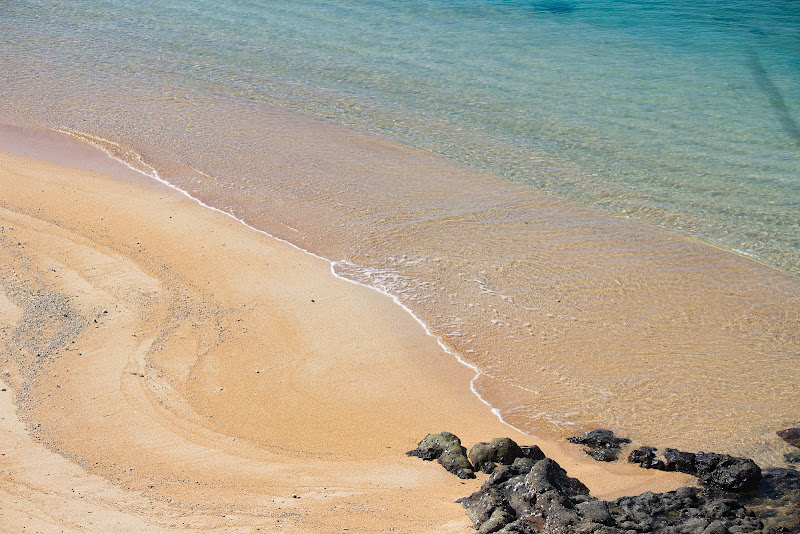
[2,1,800,464]
[2,0,799,271]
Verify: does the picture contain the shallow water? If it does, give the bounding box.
[1,0,799,466]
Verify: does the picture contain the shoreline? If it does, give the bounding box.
[7,117,800,467]
[0,132,694,532]
[1,121,511,439]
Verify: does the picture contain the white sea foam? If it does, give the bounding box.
[55,127,530,437]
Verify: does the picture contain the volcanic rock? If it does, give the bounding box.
[406,431,475,479]
[469,437,526,474]
[567,429,630,462]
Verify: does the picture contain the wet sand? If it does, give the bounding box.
[0,140,693,532]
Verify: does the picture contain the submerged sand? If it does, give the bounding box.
[0,142,693,532]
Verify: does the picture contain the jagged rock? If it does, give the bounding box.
[586,448,620,462]
[521,445,547,462]
[459,486,510,530]
[525,457,591,500]
[627,445,670,470]
[470,438,526,474]
[608,488,763,534]
[459,454,592,533]
[777,428,800,448]
[702,520,731,534]
[575,500,613,526]
[568,429,630,462]
[568,429,630,449]
[694,452,762,492]
[628,446,657,464]
[459,450,770,533]
[664,447,697,474]
[407,432,794,533]
[631,447,760,493]
[406,432,475,479]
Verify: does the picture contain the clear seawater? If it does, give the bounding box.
[1,0,799,465]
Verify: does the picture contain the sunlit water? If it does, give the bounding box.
[1,0,799,466]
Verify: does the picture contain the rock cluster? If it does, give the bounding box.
[407,433,549,479]
[408,432,800,534]
[469,437,546,474]
[628,447,762,492]
[567,429,631,462]
[457,452,765,533]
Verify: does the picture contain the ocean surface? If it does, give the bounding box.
[1,0,799,466]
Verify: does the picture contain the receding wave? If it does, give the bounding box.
[55,128,162,180]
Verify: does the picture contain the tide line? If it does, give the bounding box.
[54,126,531,438]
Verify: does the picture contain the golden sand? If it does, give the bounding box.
[0,148,692,533]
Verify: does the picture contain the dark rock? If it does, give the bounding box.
[575,500,613,526]
[608,489,763,534]
[568,429,631,449]
[627,446,668,469]
[695,452,762,492]
[586,447,620,462]
[777,428,800,449]
[470,438,526,474]
[406,432,797,533]
[525,457,590,499]
[641,457,667,471]
[664,448,697,474]
[521,445,547,462]
[459,486,511,531]
[628,446,657,464]
[785,451,800,464]
[631,448,760,493]
[459,454,590,533]
[568,429,630,463]
[480,507,516,534]
[486,458,538,487]
[703,520,731,534]
[406,432,475,479]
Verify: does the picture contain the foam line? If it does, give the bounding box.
[54,127,530,437]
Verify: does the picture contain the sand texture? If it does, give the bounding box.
[0,148,692,533]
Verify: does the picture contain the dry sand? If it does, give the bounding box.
[0,142,693,533]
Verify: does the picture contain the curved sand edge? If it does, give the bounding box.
[0,149,693,533]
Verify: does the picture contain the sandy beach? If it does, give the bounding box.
[0,132,695,532]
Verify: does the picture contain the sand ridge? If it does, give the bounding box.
[0,148,692,532]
